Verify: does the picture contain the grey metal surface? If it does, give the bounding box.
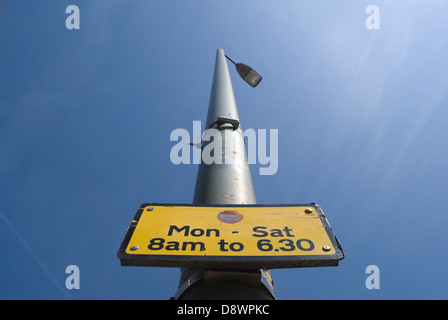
[193,48,256,205]
[176,49,274,300]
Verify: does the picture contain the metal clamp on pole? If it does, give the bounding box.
[175,269,274,300]
[207,116,240,130]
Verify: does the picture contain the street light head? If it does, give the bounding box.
[224,52,262,87]
[235,63,262,88]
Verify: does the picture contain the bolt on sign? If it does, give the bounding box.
[117,204,344,269]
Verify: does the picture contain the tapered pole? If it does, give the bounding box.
[175,49,275,300]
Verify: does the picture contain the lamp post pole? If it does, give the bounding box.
[174,49,275,300]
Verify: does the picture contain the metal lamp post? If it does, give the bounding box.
[175,49,275,300]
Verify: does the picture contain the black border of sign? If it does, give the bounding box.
[117,203,344,269]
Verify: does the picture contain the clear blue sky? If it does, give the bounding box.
[1,0,448,299]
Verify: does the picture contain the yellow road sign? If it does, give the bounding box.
[117,203,344,269]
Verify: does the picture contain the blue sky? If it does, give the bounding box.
[1,0,448,299]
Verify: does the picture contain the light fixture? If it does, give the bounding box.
[225,54,262,88]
